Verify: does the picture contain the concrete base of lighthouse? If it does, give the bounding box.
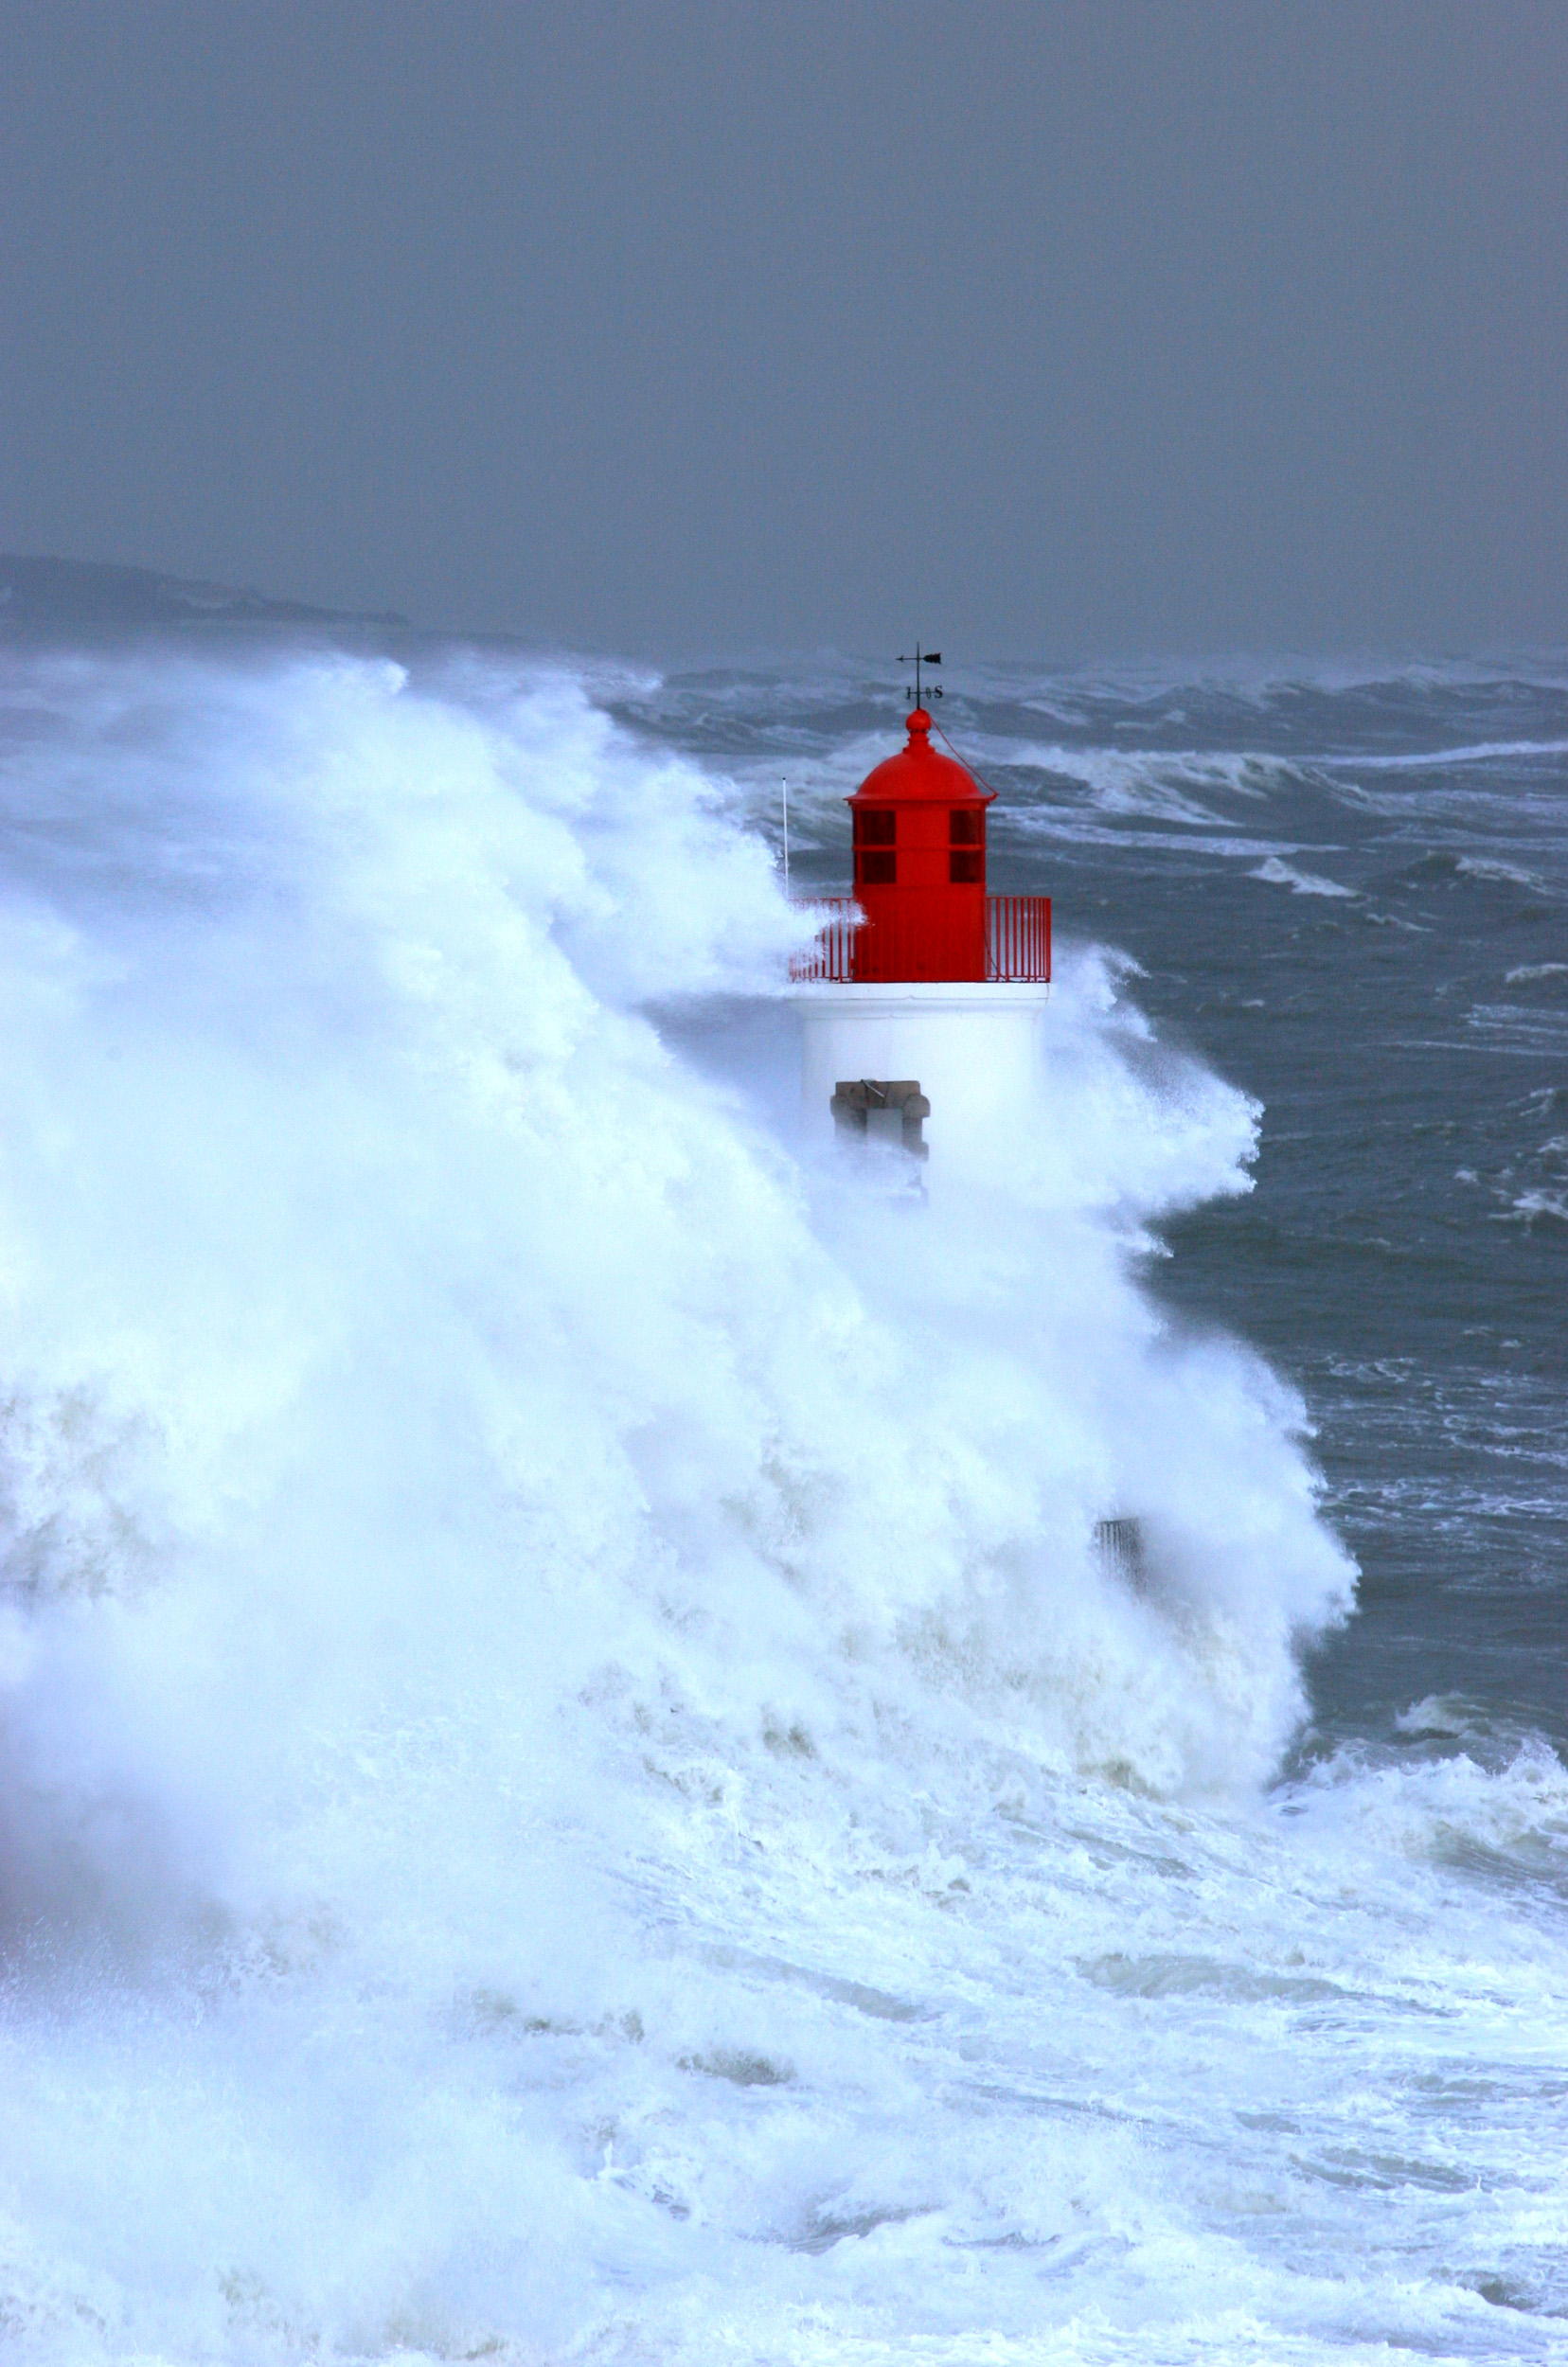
[792,981,1050,1151]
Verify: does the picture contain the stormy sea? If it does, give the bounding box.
[0,628,1563,2363]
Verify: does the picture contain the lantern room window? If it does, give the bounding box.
[949,806,984,883]
[853,807,896,885]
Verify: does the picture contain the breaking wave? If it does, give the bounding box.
[1248,854,1356,899]
[17,641,1556,2363]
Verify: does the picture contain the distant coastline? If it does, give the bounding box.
[0,552,408,632]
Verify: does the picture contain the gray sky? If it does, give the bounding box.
[2,1,1563,660]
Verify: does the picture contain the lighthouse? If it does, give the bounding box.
[792,664,1051,1156]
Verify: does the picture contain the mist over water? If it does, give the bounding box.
[1,640,1564,2362]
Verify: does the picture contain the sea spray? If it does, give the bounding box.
[8,643,1556,2363]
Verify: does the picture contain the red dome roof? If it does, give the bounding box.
[849,709,990,807]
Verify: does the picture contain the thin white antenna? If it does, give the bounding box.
[781,775,790,894]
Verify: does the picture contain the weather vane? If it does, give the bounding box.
[899,643,943,711]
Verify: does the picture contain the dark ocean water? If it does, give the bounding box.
[620,658,1568,1769]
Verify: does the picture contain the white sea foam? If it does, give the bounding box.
[991,740,1293,823]
[1493,1189,1568,1226]
[1456,854,1551,893]
[0,645,1561,2364]
[1344,737,1568,773]
[1249,854,1355,899]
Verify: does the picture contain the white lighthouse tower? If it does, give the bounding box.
[791,670,1051,1155]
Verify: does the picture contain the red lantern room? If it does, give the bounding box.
[847,707,992,982]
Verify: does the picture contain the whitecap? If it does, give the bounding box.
[1456,854,1550,892]
[1345,737,1568,773]
[1492,1190,1568,1225]
[1394,1695,1474,1738]
[1248,855,1355,898]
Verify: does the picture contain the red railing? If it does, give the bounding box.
[790,899,862,984]
[988,894,1052,984]
[790,896,1051,984]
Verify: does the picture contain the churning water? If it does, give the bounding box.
[0,636,1564,2362]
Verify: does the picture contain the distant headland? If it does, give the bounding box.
[0,554,408,632]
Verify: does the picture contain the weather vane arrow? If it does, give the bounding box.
[898,643,944,709]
